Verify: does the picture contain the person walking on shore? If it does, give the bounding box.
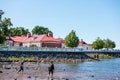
[48,61,54,78]
[18,60,24,74]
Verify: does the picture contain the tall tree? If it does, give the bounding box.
[1,18,12,36]
[0,10,12,44]
[9,27,29,36]
[32,26,50,35]
[103,38,116,49]
[92,37,104,50]
[0,10,4,19]
[64,30,79,48]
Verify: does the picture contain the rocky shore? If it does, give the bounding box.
[0,62,69,80]
[0,59,120,80]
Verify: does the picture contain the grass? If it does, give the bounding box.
[87,53,111,59]
[0,56,35,61]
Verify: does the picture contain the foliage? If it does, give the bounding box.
[92,37,104,49]
[0,43,5,46]
[0,57,35,61]
[9,27,29,36]
[32,25,50,35]
[64,30,79,48]
[0,10,12,43]
[0,10,4,19]
[103,38,116,49]
[30,44,37,47]
[92,37,116,49]
[0,34,5,43]
[87,53,111,59]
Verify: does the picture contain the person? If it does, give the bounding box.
[48,61,54,78]
[18,60,24,74]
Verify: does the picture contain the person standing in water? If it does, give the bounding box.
[18,60,24,74]
[48,61,54,78]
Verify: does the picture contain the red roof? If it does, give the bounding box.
[78,39,90,46]
[7,33,64,43]
[9,36,26,43]
[24,34,46,42]
[41,35,63,42]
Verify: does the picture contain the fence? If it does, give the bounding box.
[0,46,82,52]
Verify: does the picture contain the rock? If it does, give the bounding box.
[5,67,11,69]
[62,78,69,80]
[14,78,17,80]
[0,71,3,73]
[91,75,94,77]
[28,76,31,78]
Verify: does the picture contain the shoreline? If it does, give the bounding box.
[0,58,120,80]
[0,57,97,64]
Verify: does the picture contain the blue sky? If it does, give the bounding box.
[0,0,120,49]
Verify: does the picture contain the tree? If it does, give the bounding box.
[92,37,104,50]
[0,10,12,44]
[0,10,4,19]
[9,27,29,36]
[64,30,79,48]
[1,18,13,36]
[103,38,116,49]
[32,26,50,35]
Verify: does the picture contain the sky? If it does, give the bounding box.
[0,0,120,49]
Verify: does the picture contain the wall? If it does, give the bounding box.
[42,42,62,48]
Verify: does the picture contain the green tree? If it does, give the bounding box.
[64,30,79,48]
[32,26,50,35]
[0,10,12,44]
[9,27,29,36]
[0,10,4,19]
[1,18,12,36]
[92,37,104,50]
[103,38,116,49]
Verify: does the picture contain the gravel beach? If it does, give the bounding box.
[0,62,80,80]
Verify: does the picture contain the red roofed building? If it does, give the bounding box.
[6,32,64,48]
[78,39,92,50]
[5,36,26,46]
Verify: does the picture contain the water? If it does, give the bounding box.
[55,58,120,80]
[1,58,120,80]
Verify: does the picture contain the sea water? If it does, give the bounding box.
[55,58,120,80]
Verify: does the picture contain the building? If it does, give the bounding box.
[5,36,26,46]
[78,39,92,50]
[5,32,64,48]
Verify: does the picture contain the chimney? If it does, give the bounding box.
[81,39,83,42]
[48,31,53,37]
[27,32,32,38]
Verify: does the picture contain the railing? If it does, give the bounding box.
[0,46,120,53]
[0,46,82,52]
